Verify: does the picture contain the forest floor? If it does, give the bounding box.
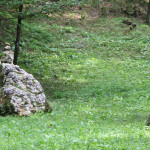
[0,6,150,150]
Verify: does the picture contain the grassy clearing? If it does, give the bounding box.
[0,11,150,149]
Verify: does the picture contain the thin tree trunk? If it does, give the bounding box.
[146,0,150,24]
[13,4,23,65]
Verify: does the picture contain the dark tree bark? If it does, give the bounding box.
[13,4,23,65]
[146,0,150,24]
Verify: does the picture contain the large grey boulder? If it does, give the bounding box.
[0,44,52,116]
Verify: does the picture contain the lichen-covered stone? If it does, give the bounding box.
[1,43,14,64]
[0,63,52,116]
[1,50,14,64]
[4,43,11,51]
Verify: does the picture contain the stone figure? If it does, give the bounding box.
[1,43,14,64]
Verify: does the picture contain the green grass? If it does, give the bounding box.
[1,11,150,149]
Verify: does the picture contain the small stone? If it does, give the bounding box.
[5,42,10,46]
[1,43,14,64]
[1,51,14,64]
[4,45,11,51]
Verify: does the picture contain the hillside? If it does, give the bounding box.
[0,2,150,149]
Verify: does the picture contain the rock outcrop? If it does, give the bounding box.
[0,43,52,116]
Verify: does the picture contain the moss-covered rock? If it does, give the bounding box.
[0,92,15,116]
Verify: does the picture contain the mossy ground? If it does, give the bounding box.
[0,6,150,149]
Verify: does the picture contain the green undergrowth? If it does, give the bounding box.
[1,12,150,149]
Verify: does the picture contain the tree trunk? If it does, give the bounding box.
[146,0,150,24]
[13,4,23,65]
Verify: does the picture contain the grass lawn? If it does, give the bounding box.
[0,12,150,149]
